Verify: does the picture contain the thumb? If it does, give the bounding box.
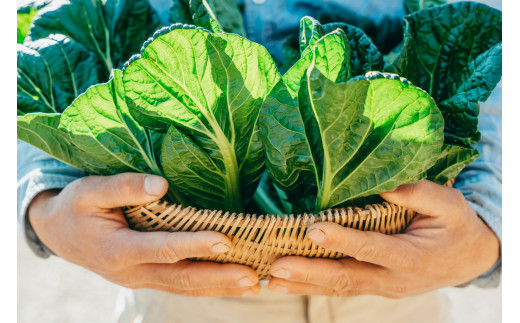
[75,173,168,208]
[379,179,467,217]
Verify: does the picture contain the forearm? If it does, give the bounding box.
[454,81,502,287]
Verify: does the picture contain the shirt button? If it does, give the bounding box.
[252,0,266,4]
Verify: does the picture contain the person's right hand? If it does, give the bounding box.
[28,173,260,297]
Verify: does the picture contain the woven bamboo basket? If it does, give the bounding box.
[124,179,454,280]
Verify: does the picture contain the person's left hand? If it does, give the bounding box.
[268,180,500,298]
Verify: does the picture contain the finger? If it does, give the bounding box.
[133,260,259,290]
[106,229,233,265]
[74,173,168,208]
[380,179,468,217]
[270,256,387,290]
[140,283,261,298]
[305,222,417,268]
[268,279,393,298]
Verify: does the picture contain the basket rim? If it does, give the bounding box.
[125,178,455,221]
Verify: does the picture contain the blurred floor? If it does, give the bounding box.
[18,230,501,323]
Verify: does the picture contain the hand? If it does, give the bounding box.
[268,180,500,298]
[28,173,260,297]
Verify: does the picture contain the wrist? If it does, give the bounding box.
[27,189,61,253]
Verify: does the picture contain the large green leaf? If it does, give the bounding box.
[17,113,109,174]
[169,0,245,36]
[17,34,101,115]
[17,70,184,202]
[261,33,444,212]
[387,2,502,146]
[59,70,163,176]
[123,26,280,212]
[427,144,479,184]
[260,30,353,199]
[27,0,162,76]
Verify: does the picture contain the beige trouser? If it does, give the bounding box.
[115,282,451,323]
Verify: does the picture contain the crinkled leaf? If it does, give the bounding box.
[295,17,383,78]
[261,33,444,212]
[404,0,447,14]
[438,43,502,146]
[27,0,162,76]
[322,22,384,76]
[123,26,279,212]
[299,16,324,53]
[169,0,245,36]
[427,144,479,184]
[17,34,101,115]
[387,2,502,146]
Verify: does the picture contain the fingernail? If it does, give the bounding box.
[307,228,325,243]
[238,277,255,287]
[273,286,288,293]
[211,242,230,254]
[272,269,290,279]
[242,290,256,297]
[144,175,166,196]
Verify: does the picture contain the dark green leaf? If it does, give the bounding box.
[17,34,101,115]
[27,0,162,76]
[322,22,384,76]
[438,43,502,146]
[169,0,246,36]
[427,144,479,184]
[387,2,502,146]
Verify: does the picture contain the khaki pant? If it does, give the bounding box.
[116,282,451,323]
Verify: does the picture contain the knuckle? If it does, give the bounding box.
[172,269,194,291]
[400,255,419,273]
[98,248,124,270]
[352,239,377,261]
[156,239,182,263]
[391,283,409,297]
[331,271,354,292]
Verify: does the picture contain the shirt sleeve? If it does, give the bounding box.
[454,81,502,288]
[17,140,86,258]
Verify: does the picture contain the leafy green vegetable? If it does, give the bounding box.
[17,34,101,115]
[17,3,502,214]
[17,9,39,44]
[123,25,279,211]
[19,70,160,174]
[387,2,501,146]
[260,30,444,212]
[26,0,162,76]
[387,2,502,183]
[282,17,383,77]
[169,0,246,36]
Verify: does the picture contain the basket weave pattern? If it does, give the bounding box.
[125,200,415,280]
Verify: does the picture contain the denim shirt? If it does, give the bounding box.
[17,0,502,287]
